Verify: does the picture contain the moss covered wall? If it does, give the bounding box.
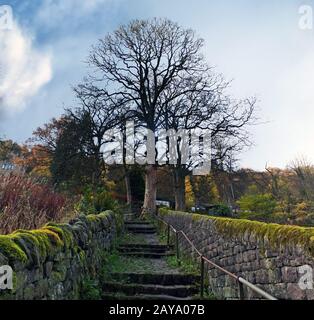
[159,209,314,300]
[0,210,118,300]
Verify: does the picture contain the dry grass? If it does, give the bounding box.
[0,174,75,234]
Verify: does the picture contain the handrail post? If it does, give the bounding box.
[238,279,245,300]
[200,256,205,298]
[167,224,170,246]
[175,232,180,266]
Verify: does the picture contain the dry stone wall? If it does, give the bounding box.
[0,210,118,300]
[159,209,314,300]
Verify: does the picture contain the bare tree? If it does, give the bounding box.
[160,76,256,210]
[70,88,125,184]
[289,157,314,201]
[77,18,210,215]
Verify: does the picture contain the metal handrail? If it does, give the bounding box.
[155,216,277,300]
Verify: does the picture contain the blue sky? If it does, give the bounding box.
[0,0,313,170]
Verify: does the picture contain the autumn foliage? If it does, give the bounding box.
[0,174,68,234]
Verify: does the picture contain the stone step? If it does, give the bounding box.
[118,247,170,254]
[102,293,195,300]
[123,214,137,222]
[126,225,156,229]
[126,228,156,234]
[108,273,201,285]
[103,282,199,298]
[118,244,174,249]
[118,244,173,253]
[120,251,174,258]
[125,221,152,225]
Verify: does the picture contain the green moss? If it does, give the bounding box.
[0,209,116,264]
[210,216,314,248]
[162,210,314,256]
[86,211,111,225]
[10,227,63,260]
[159,208,169,217]
[33,229,63,246]
[0,236,27,263]
[86,210,123,237]
[101,252,154,276]
[166,255,200,275]
[44,223,74,249]
[86,214,102,224]
[51,271,64,282]
[11,231,47,259]
[78,250,86,262]
[98,211,110,219]
[191,214,204,221]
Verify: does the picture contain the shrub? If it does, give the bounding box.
[294,201,310,216]
[207,204,232,217]
[0,174,71,234]
[76,186,119,215]
[238,211,273,222]
[237,192,277,215]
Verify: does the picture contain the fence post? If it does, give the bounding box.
[200,256,205,298]
[175,232,180,266]
[238,280,245,300]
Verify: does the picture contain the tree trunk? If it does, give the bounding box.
[141,165,157,217]
[173,169,186,211]
[125,171,132,206]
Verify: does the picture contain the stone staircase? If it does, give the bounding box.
[102,220,201,300]
[102,274,200,300]
[124,221,157,234]
[117,243,175,258]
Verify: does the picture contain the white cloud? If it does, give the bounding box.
[0,21,52,114]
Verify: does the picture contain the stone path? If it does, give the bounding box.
[102,220,200,300]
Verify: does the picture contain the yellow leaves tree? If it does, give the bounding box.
[191,175,220,206]
[185,176,195,209]
[14,145,52,177]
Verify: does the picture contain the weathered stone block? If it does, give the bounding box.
[281,266,298,283]
[23,284,35,300]
[287,283,306,300]
[44,261,54,277]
